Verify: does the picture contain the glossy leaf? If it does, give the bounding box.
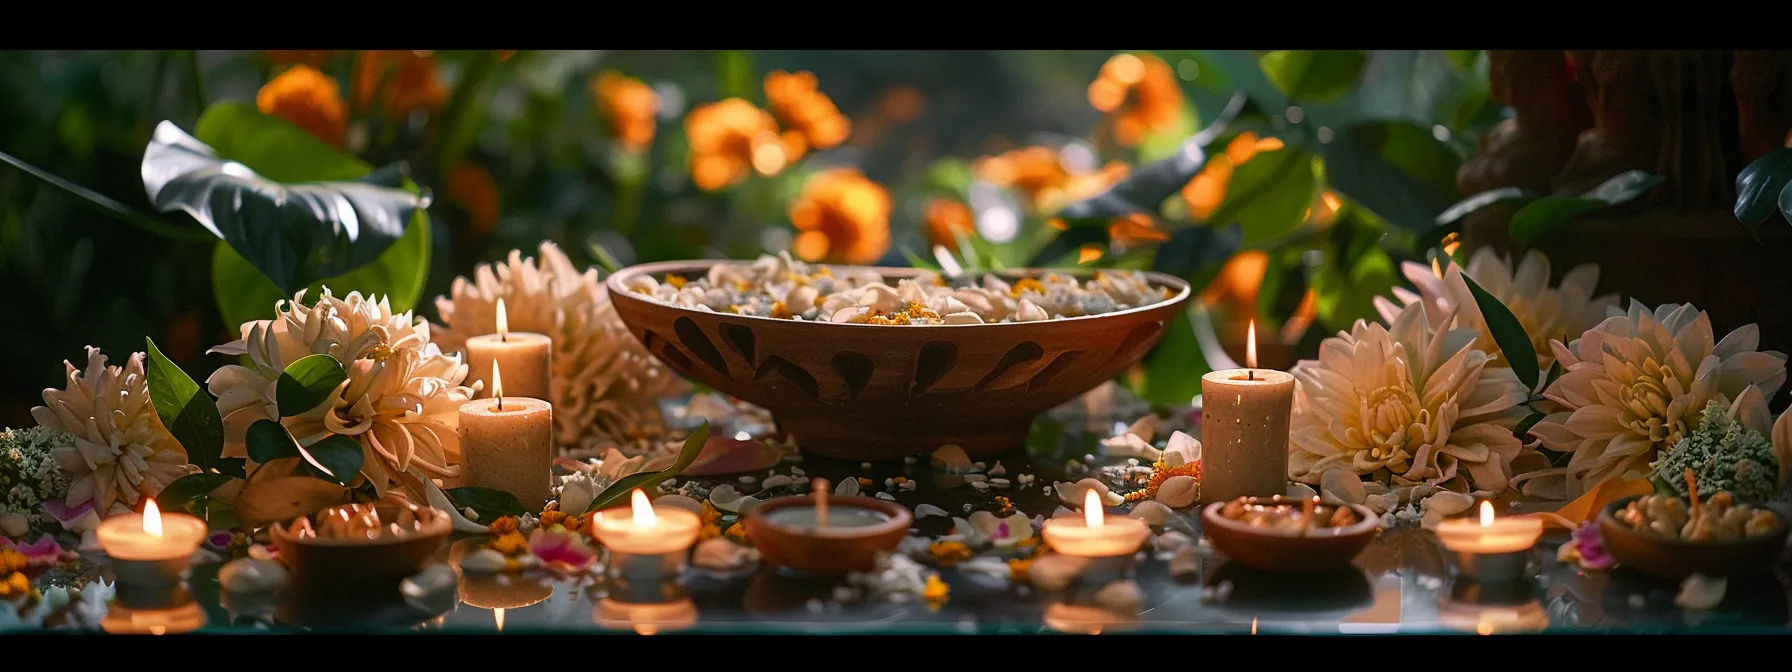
[1138,308,1209,406]
[1207,147,1317,246]
[1508,170,1662,244]
[1436,187,1536,226]
[1259,50,1367,103]
[299,435,365,487]
[155,472,236,515]
[1028,226,1109,267]
[1781,180,1792,230]
[584,423,711,514]
[276,354,346,418]
[1581,170,1663,204]
[215,457,247,479]
[144,337,223,472]
[1323,121,1462,232]
[246,419,300,464]
[212,209,431,329]
[1735,148,1792,233]
[1060,138,1206,221]
[1312,227,1398,331]
[1460,272,1540,391]
[1513,410,1544,440]
[1151,224,1243,292]
[444,486,529,523]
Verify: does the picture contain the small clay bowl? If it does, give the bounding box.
[270,501,452,586]
[1596,495,1790,581]
[1201,497,1380,573]
[744,496,911,575]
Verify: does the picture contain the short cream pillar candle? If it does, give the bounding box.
[458,360,554,510]
[465,298,553,401]
[1199,321,1295,504]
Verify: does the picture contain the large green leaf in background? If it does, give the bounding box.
[1206,147,1318,246]
[1508,170,1662,244]
[1322,121,1462,232]
[1311,209,1398,331]
[1136,307,1209,406]
[1734,148,1792,236]
[1060,137,1209,222]
[1259,50,1368,103]
[1151,224,1243,293]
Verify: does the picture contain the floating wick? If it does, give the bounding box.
[1300,495,1316,536]
[813,478,830,528]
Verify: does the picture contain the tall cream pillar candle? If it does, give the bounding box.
[459,361,554,510]
[1198,321,1294,504]
[465,298,553,401]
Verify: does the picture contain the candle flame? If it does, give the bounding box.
[1246,319,1258,369]
[631,488,656,528]
[1479,500,1494,527]
[814,478,830,528]
[491,359,504,408]
[1476,620,1493,636]
[496,298,509,341]
[494,607,506,631]
[143,498,163,537]
[1083,488,1103,527]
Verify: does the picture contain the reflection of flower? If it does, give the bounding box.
[1650,392,1785,503]
[354,50,447,121]
[1087,52,1183,147]
[256,65,348,146]
[1289,301,1533,495]
[528,527,598,574]
[434,241,687,450]
[32,348,196,515]
[923,197,974,249]
[764,70,850,160]
[1528,302,1788,499]
[207,289,476,490]
[685,98,788,191]
[592,71,659,154]
[1375,249,1619,372]
[1180,132,1284,220]
[444,162,501,236]
[789,167,892,265]
[0,427,72,538]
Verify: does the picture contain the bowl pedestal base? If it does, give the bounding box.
[776,414,1031,462]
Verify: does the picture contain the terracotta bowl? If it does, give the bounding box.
[607,261,1190,461]
[1200,498,1381,573]
[270,502,452,586]
[744,496,912,575]
[1596,495,1790,581]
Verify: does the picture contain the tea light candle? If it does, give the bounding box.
[465,298,553,401]
[1042,489,1151,558]
[1199,321,1295,504]
[1435,501,1544,585]
[595,597,699,635]
[591,489,702,579]
[100,597,206,635]
[95,499,207,586]
[458,360,554,510]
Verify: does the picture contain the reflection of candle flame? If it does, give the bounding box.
[1083,489,1103,527]
[1251,617,1258,634]
[144,498,163,537]
[631,489,656,528]
[1476,620,1492,635]
[492,360,504,410]
[496,298,510,342]
[1246,320,1258,369]
[1479,500,1494,527]
[813,478,830,527]
[494,607,505,631]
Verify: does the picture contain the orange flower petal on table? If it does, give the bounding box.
[1528,475,1655,530]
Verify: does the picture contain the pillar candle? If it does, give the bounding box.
[1198,321,1295,503]
[459,361,554,510]
[465,298,553,401]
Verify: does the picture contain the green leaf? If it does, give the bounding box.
[1137,308,1208,406]
[144,116,430,294]
[1313,213,1398,332]
[215,457,247,479]
[276,354,346,418]
[1322,121,1462,232]
[246,419,300,464]
[1513,411,1544,440]
[444,486,528,523]
[900,245,941,270]
[144,338,224,472]
[1651,474,1678,497]
[1207,147,1318,246]
[155,472,236,515]
[1444,50,1481,70]
[1259,50,1368,103]
[584,423,711,514]
[1459,272,1540,391]
[1436,187,1536,226]
[1581,170,1664,204]
[1027,226,1109,267]
[212,208,432,329]
[1060,137,1208,221]
[1508,170,1663,244]
[1151,224,1242,292]
[1781,179,1792,230]
[1735,148,1792,233]
[299,435,365,487]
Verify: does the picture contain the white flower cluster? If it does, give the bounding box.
[0,427,72,538]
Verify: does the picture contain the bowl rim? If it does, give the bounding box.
[746,495,913,540]
[1597,493,1790,549]
[270,502,453,548]
[605,259,1193,330]
[1201,497,1381,539]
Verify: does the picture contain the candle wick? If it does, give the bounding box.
[1248,369,1256,381]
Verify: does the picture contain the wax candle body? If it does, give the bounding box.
[1435,516,1544,554]
[466,332,553,401]
[1040,516,1150,557]
[762,506,892,529]
[458,397,554,510]
[1199,369,1295,504]
[96,512,207,561]
[591,506,702,554]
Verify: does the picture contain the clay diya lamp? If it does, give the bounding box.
[1040,488,1152,585]
[745,479,911,575]
[270,500,452,586]
[1201,495,1379,573]
[1597,493,1791,581]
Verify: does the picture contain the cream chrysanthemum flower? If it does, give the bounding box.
[1290,301,1534,496]
[434,241,687,452]
[1523,301,1788,499]
[31,347,198,514]
[206,289,476,491]
[1374,248,1619,373]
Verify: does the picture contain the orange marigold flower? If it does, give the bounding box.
[928,540,973,567]
[1089,52,1184,147]
[1108,212,1172,247]
[538,509,569,529]
[1123,460,1203,502]
[445,162,501,236]
[256,65,347,146]
[699,501,722,526]
[592,71,659,154]
[976,146,1069,205]
[698,523,723,541]
[1180,131,1285,220]
[788,167,892,265]
[0,572,28,598]
[265,50,344,68]
[1197,250,1270,316]
[488,532,529,556]
[764,70,851,159]
[487,516,521,536]
[354,50,448,121]
[685,98,787,191]
[724,521,750,543]
[1007,557,1034,583]
[923,197,975,249]
[0,549,26,574]
[923,574,950,604]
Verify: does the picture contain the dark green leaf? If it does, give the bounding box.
[1460,272,1540,391]
[155,473,235,515]
[585,423,711,514]
[1151,224,1242,292]
[276,354,346,418]
[1313,241,1397,331]
[1513,411,1544,440]
[1137,308,1208,406]
[1652,474,1678,497]
[299,435,365,487]
[1581,170,1663,204]
[444,486,528,522]
[246,419,300,464]
[1734,148,1792,232]
[1208,147,1317,246]
[212,208,432,329]
[1436,187,1537,226]
[1444,50,1481,70]
[1781,179,1792,231]
[1323,121,1462,232]
[1027,226,1109,267]
[215,457,247,479]
[1060,138,1207,221]
[144,338,224,472]
[0,149,213,242]
[1508,197,1607,244]
[900,245,941,270]
[1258,50,1368,102]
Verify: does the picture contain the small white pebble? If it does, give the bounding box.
[989,461,1007,477]
[1042,486,1053,497]
[963,504,974,512]
[972,481,990,491]
[990,478,1011,489]
[1628,594,1646,608]
[972,462,987,471]
[833,587,858,603]
[462,507,480,522]
[964,474,988,483]
[791,467,806,477]
[806,598,825,613]
[739,475,758,484]
[861,462,873,469]
[1083,454,1096,463]
[915,504,950,518]
[904,456,918,464]
[885,478,895,488]
[876,492,897,501]
[761,475,794,489]
[900,481,917,492]
[1126,458,1139,467]
[1019,474,1035,484]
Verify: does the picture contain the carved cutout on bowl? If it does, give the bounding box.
[756,355,820,401]
[643,329,663,353]
[911,341,958,398]
[974,341,1046,393]
[674,316,731,379]
[656,341,694,374]
[1027,350,1084,394]
[832,351,875,402]
[719,322,757,367]
[1101,321,1164,370]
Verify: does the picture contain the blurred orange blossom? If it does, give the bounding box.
[923,197,975,249]
[445,162,501,236]
[1087,53,1183,147]
[1180,132,1285,220]
[764,70,851,161]
[265,50,344,68]
[592,71,659,154]
[685,98,789,192]
[256,65,348,146]
[354,50,447,121]
[789,168,892,265]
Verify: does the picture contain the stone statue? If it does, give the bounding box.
[1456,50,1591,195]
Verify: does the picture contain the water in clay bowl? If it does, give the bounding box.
[744,495,911,575]
[607,261,1190,461]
